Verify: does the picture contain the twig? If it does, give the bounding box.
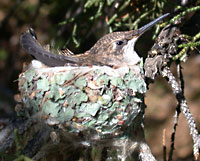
[168,106,180,161]
[168,63,182,161]
[161,66,200,160]
[163,129,167,161]
[161,5,200,27]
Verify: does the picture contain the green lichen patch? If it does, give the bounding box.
[74,91,88,105]
[96,112,109,124]
[96,74,109,86]
[37,77,49,92]
[65,89,88,108]
[57,107,74,122]
[110,77,124,88]
[127,78,146,94]
[65,85,76,96]
[97,94,112,106]
[83,119,97,127]
[24,69,36,82]
[84,103,101,116]
[49,84,66,101]
[53,72,74,85]
[29,99,39,114]
[74,77,87,90]
[42,100,59,117]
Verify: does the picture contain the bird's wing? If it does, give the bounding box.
[20,30,80,67]
[58,48,74,56]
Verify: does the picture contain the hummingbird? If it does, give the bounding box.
[20,13,169,67]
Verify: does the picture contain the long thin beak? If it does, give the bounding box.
[130,13,170,38]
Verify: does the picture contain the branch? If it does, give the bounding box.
[161,66,200,160]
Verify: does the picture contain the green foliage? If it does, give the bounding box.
[15,0,200,60]
[173,31,200,61]
[46,0,174,51]
[43,0,200,61]
[0,48,8,61]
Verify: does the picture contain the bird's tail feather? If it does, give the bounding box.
[20,29,78,67]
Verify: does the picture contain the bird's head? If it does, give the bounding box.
[87,13,169,67]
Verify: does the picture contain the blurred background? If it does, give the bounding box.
[0,0,200,160]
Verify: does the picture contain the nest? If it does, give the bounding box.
[17,60,146,142]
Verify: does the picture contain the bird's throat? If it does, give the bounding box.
[123,37,141,66]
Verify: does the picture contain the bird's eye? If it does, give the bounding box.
[116,40,124,45]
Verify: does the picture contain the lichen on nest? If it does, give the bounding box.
[17,60,146,139]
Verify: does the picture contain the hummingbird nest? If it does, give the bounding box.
[15,60,152,160]
[18,59,146,137]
